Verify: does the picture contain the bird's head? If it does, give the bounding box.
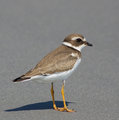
[63,33,93,51]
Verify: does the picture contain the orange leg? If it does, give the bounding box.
[51,81,75,112]
[57,81,75,112]
[51,82,58,110]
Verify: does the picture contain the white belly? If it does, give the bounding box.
[30,59,81,83]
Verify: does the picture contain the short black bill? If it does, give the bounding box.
[86,42,93,47]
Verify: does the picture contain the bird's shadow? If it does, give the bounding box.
[5,101,73,112]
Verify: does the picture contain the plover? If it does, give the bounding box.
[13,33,93,112]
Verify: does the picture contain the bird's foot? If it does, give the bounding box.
[57,107,75,112]
[53,106,75,112]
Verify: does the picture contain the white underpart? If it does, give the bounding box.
[29,58,81,83]
[63,42,86,52]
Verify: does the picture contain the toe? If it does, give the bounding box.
[55,107,75,112]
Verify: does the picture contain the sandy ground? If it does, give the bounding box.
[0,0,119,120]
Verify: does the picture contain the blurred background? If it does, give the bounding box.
[0,0,119,120]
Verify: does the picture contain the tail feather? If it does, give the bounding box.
[13,76,31,82]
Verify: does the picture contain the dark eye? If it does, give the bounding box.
[76,38,82,42]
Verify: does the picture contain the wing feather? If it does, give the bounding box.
[24,51,77,77]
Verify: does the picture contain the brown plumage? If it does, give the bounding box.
[13,45,81,82]
[64,33,85,47]
[12,33,93,112]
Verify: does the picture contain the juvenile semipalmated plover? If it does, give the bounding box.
[13,33,93,112]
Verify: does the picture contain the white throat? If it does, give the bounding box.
[63,42,86,52]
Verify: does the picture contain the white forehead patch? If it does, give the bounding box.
[72,37,81,40]
[72,36,86,41]
[83,38,86,41]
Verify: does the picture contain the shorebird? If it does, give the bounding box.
[13,33,93,112]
